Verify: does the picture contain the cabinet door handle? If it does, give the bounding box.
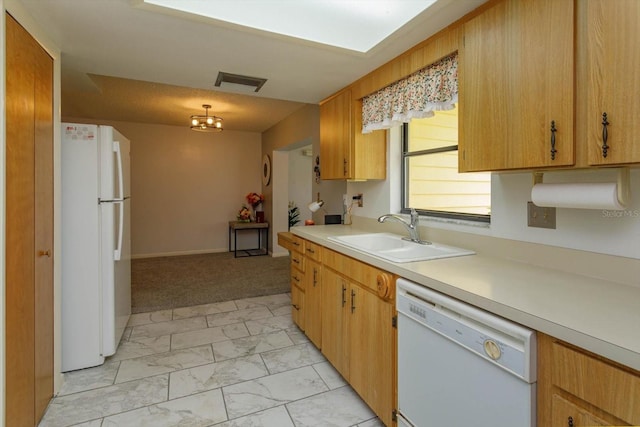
[567,416,574,427]
[550,120,557,160]
[343,158,348,176]
[601,112,610,158]
[38,249,52,257]
[351,289,356,313]
[292,304,300,311]
[341,283,347,307]
[292,275,300,283]
[292,258,300,264]
[313,268,317,286]
[306,248,315,254]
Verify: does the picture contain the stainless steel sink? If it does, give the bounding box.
[328,233,475,263]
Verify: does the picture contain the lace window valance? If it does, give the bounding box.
[361,52,458,134]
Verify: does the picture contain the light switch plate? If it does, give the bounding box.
[527,202,556,229]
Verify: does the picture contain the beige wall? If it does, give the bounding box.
[262,103,320,214]
[262,104,347,255]
[262,104,318,253]
[64,118,262,257]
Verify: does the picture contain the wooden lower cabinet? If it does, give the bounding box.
[347,283,394,426]
[290,282,305,331]
[552,394,611,427]
[290,252,305,331]
[304,258,322,348]
[321,254,396,427]
[279,232,307,331]
[538,332,639,426]
[321,268,350,378]
[278,233,322,345]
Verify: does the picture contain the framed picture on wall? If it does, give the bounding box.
[262,154,271,186]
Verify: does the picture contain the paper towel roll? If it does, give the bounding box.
[531,183,626,210]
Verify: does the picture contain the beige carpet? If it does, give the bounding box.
[131,252,290,313]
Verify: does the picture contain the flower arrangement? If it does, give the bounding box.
[246,192,265,209]
[237,205,251,222]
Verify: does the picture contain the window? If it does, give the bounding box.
[402,105,491,221]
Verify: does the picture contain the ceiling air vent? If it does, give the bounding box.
[215,71,267,93]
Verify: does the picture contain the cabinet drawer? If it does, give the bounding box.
[304,241,322,262]
[290,251,305,273]
[278,232,305,253]
[290,270,304,291]
[277,232,294,252]
[323,248,395,299]
[290,235,305,253]
[552,342,640,424]
[291,283,305,331]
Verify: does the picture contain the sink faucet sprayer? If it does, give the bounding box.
[378,208,430,245]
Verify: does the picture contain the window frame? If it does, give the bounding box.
[401,123,491,223]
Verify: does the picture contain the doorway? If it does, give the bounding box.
[287,145,313,227]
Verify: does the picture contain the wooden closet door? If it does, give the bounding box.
[33,22,54,419]
[5,13,54,426]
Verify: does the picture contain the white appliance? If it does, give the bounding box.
[61,123,132,372]
[396,278,536,427]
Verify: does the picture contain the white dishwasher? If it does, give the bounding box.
[396,278,536,427]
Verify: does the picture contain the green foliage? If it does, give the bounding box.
[288,202,300,230]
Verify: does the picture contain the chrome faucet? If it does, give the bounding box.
[378,208,430,245]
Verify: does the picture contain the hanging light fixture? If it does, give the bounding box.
[190,104,223,132]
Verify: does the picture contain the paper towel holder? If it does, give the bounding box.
[532,167,630,208]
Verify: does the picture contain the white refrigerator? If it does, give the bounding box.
[61,123,132,372]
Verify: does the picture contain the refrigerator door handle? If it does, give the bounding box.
[113,140,124,261]
[114,199,124,261]
[113,141,124,200]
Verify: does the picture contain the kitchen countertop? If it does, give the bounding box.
[289,225,640,371]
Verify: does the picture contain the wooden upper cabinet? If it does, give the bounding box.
[459,0,575,172]
[320,89,386,180]
[320,90,351,179]
[586,0,640,165]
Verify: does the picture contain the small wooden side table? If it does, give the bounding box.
[228,221,269,258]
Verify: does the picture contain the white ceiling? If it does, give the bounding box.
[17,0,486,132]
[140,0,438,52]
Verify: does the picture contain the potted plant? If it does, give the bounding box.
[288,201,300,230]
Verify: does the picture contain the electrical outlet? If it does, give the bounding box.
[527,202,556,229]
[353,193,363,207]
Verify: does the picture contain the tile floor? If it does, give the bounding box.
[40,293,384,427]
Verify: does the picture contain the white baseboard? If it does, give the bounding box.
[131,248,228,259]
[270,251,290,258]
